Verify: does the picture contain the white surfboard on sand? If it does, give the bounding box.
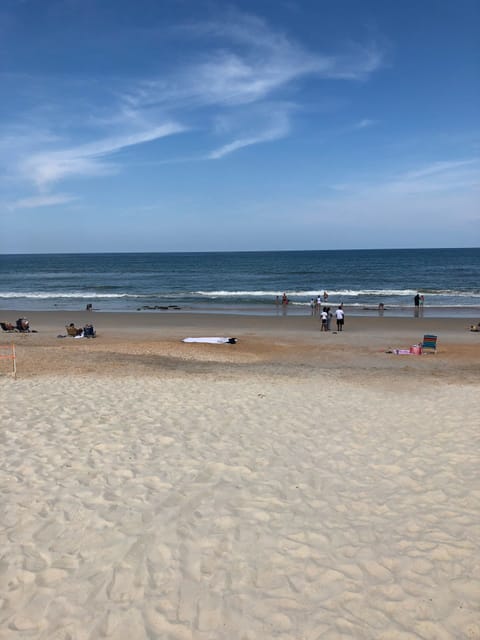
[182,337,237,344]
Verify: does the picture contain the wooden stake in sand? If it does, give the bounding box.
[0,343,16,378]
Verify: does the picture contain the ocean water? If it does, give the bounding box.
[0,248,479,317]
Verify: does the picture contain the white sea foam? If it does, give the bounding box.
[0,292,142,299]
[2,288,479,301]
[195,289,479,298]
[196,289,418,297]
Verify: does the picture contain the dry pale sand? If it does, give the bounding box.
[0,311,479,639]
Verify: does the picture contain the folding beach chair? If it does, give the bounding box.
[0,344,16,378]
[421,334,437,354]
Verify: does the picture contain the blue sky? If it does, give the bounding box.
[1,0,479,253]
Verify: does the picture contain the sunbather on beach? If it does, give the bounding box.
[16,318,30,332]
[83,323,96,338]
[66,323,83,337]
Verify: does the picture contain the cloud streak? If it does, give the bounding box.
[329,159,480,197]
[20,123,186,188]
[378,159,480,196]
[402,159,479,181]
[136,13,384,110]
[9,192,76,210]
[353,118,376,129]
[207,109,290,159]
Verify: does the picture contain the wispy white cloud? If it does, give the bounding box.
[323,44,384,81]
[173,17,382,158]
[208,108,290,159]
[3,10,385,197]
[208,127,286,159]
[279,158,480,246]
[20,123,186,188]
[377,159,480,196]
[137,13,384,111]
[9,192,76,210]
[329,158,480,197]
[401,159,478,181]
[353,118,376,129]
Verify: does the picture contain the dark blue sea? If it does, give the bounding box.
[0,249,479,317]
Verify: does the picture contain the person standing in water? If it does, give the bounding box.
[414,293,421,317]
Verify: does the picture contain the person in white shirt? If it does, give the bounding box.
[320,308,328,331]
[335,306,345,331]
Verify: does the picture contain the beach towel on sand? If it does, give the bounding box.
[182,337,237,344]
[385,348,411,355]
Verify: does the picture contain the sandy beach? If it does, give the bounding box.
[1,311,479,639]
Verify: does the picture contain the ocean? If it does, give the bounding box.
[0,248,479,317]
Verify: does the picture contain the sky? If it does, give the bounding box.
[1,0,479,253]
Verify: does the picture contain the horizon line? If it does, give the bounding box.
[1,246,479,257]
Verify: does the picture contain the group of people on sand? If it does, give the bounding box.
[319,305,345,332]
[1,317,98,338]
[305,293,345,331]
[65,322,96,338]
[1,318,32,332]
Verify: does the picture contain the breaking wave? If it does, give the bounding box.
[0,292,143,299]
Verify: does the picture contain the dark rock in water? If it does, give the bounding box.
[138,304,181,311]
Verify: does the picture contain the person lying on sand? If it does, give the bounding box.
[469,323,480,332]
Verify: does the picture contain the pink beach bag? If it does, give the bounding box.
[409,345,423,355]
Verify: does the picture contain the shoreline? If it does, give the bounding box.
[2,302,480,319]
[0,305,480,327]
